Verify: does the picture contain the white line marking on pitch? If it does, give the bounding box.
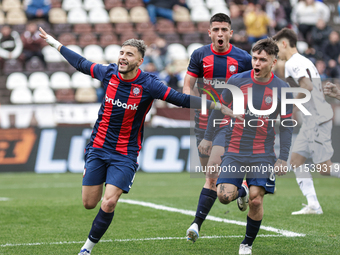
[0,199,305,248]
[0,183,78,190]
[0,234,281,248]
[119,199,306,237]
[0,197,10,201]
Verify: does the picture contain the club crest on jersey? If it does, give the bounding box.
[133,86,141,96]
[228,64,237,74]
[264,95,272,105]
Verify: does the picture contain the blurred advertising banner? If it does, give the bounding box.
[0,127,195,173]
[1,126,340,174]
[0,104,194,128]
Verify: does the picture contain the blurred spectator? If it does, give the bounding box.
[24,0,51,22]
[226,0,248,11]
[322,31,340,79]
[146,0,188,24]
[322,31,340,65]
[143,37,168,71]
[279,0,293,26]
[229,3,251,52]
[315,59,329,81]
[143,62,160,77]
[96,86,105,103]
[291,0,330,44]
[0,25,23,72]
[303,44,317,64]
[19,22,46,66]
[311,19,332,55]
[264,0,287,34]
[244,3,272,44]
[159,64,181,91]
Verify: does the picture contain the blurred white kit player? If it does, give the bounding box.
[273,28,340,215]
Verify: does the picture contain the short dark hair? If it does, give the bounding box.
[122,39,147,58]
[252,38,279,58]
[272,28,297,48]
[210,13,231,26]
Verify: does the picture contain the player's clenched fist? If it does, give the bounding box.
[324,82,340,100]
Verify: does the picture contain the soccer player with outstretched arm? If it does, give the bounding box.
[38,28,240,255]
[199,38,293,254]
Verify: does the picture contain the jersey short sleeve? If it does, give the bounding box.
[187,49,201,78]
[243,53,253,71]
[285,60,308,85]
[91,63,110,81]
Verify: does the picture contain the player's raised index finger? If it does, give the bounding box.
[39,27,46,35]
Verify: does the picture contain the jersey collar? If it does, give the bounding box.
[251,69,274,85]
[210,43,233,55]
[118,69,141,82]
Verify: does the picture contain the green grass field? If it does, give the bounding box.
[0,172,339,255]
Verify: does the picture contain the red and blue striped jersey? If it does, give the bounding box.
[59,46,205,161]
[89,63,201,160]
[205,70,293,161]
[187,43,252,130]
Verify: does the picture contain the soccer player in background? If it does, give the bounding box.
[183,13,252,242]
[273,28,340,215]
[38,28,240,255]
[199,38,293,254]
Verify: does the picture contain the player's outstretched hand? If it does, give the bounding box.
[324,82,340,99]
[220,104,244,121]
[198,139,212,156]
[39,27,62,50]
[274,159,288,176]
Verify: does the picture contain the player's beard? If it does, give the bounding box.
[118,62,139,74]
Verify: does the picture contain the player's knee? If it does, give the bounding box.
[320,170,329,176]
[290,158,301,169]
[249,195,263,208]
[217,193,232,204]
[319,162,331,175]
[83,200,98,209]
[101,197,118,211]
[217,184,236,204]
